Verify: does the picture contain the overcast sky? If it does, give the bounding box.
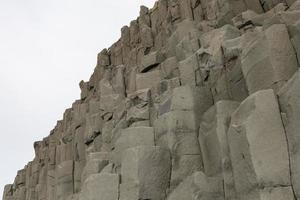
[0,0,155,196]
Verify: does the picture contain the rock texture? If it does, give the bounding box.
[3,0,300,200]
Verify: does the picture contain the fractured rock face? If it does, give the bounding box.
[120,146,171,200]
[199,100,240,199]
[79,173,119,200]
[167,171,224,200]
[228,89,293,199]
[241,24,298,94]
[5,0,300,200]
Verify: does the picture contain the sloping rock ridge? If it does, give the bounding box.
[3,0,300,199]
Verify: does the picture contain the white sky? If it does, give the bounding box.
[0,0,155,196]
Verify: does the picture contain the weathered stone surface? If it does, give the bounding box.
[111,127,155,165]
[136,69,161,90]
[241,24,298,94]
[228,89,293,199]
[167,172,224,200]
[120,146,171,200]
[3,185,13,200]
[55,160,74,200]
[160,56,180,79]
[80,153,109,182]
[140,51,165,73]
[5,1,300,200]
[170,154,203,189]
[199,100,240,199]
[79,173,119,200]
[278,70,300,199]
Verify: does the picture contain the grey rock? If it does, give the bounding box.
[111,127,155,165]
[79,173,119,200]
[241,24,298,94]
[5,1,300,200]
[120,146,171,200]
[278,70,300,199]
[199,100,240,199]
[55,161,74,200]
[167,171,224,200]
[228,89,293,199]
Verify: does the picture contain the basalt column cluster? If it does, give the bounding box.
[3,0,300,199]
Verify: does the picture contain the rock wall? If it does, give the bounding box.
[3,0,300,199]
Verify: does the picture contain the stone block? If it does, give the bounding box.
[111,127,155,165]
[241,24,298,93]
[79,173,119,200]
[55,160,74,200]
[154,110,198,142]
[170,155,203,189]
[175,34,200,61]
[167,172,224,200]
[170,85,213,117]
[178,54,199,86]
[56,142,73,163]
[136,70,162,90]
[199,100,240,199]
[160,56,180,79]
[120,146,171,200]
[140,51,165,73]
[228,89,292,199]
[81,159,108,183]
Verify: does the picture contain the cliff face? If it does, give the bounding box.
[3,0,300,199]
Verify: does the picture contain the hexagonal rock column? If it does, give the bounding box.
[55,160,74,200]
[154,109,203,187]
[228,89,294,199]
[278,70,300,199]
[79,173,119,200]
[241,24,298,94]
[199,100,240,199]
[120,146,171,200]
[155,85,210,189]
[110,127,155,166]
[162,85,213,120]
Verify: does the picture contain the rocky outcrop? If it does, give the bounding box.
[3,0,300,200]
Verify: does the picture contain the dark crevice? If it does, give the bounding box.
[277,102,298,199]
[259,0,267,12]
[144,47,151,55]
[141,63,160,73]
[204,70,210,82]
[84,131,101,146]
[238,20,254,30]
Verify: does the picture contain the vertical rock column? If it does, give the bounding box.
[199,100,240,199]
[228,89,294,199]
[241,24,298,94]
[154,85,213,189]
[278,70,300,199]
[55,160,74,200]
[120,146,171,200]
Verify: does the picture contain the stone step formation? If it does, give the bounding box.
[3,0,300,199]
